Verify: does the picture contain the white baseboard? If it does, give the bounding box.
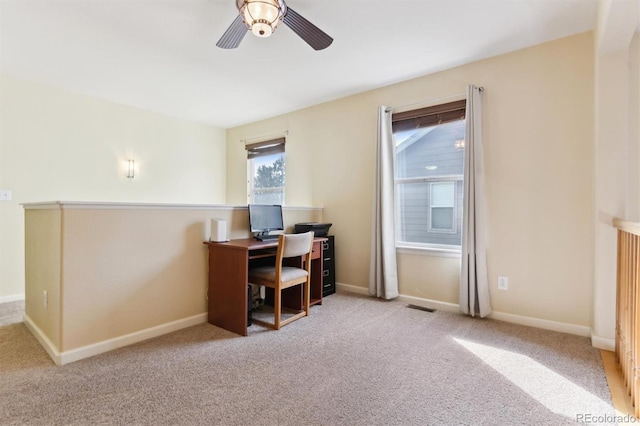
[397,294,460,312]
[25,312,208,365]
[488,310,592,338]
[337,283,593,339]
[25,280,603,365]
[399,293,592,338]
[0,294,25,303]
[24,313,62,365]
[336,282,368,295]
[337,283,458,312]
[591,334,615,351]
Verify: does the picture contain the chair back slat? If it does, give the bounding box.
[281,232,314,258]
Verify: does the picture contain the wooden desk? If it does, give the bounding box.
[205,237,325,336]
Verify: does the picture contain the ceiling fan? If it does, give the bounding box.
[216,0,333,51]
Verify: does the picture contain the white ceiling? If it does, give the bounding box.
[0,0,598,128]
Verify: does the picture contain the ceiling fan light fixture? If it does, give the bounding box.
[237,0,285,38]
[218,0,332,50]
[251,21,273,37]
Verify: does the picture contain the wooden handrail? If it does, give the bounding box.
[613,217,640,418]
[613,218,640,236]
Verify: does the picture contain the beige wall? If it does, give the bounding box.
[60,207,212,351]
[24,208,62,349]
[24,203,322,357]
[0,75,227,299]
[227,33,595,327]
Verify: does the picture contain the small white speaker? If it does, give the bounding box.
[210,218,228,242]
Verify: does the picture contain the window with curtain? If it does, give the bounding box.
[393,100,466,248]
[246,137,285,205]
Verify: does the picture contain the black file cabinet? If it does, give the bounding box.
[322,236,336,296]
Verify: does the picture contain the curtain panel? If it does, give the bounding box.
[369,106,399,300]
[459,85,492,318]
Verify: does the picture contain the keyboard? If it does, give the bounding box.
[255,234,280,241]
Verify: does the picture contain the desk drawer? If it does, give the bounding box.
[311,241,322,260]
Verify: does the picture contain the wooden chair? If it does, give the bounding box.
[248,231,314,330]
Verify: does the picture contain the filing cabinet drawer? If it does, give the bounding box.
[322,235,336,297]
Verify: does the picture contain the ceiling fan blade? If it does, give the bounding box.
[282,7,333,51]
[216,15,248,49]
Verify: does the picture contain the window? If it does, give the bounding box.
[429,182,455,232]
[393,100,466,248]
[246,138,285,205]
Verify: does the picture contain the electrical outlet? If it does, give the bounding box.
[43,290,48,309]
[497,275,509,290]
[0,189,11,201]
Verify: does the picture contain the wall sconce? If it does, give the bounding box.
[454,139,465,150]
[127,159,135,179]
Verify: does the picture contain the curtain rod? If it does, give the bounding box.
[386,87,484,113]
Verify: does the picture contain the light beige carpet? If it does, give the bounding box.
[0,293,616,425]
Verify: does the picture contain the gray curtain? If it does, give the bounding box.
[369,106,399,299]
[460,85,492,317]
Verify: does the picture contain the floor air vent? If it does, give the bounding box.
[407,304,436,313]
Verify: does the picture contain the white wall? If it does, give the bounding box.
[228,33,596,329]
[0,74,227,299]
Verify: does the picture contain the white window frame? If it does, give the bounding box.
[394,176,462,243]
[392,100,466,254]
[428,181,456,234]
[245,138,286,205]
[247,162,285,204]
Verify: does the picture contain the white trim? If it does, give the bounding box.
[428,181,457,234]
[22,201,236,210]
[591,333,615,351]
[21,201,323,212]
[247,154,285,205]
[0,294,25,303]
[338,284,460,313]
[397,294,460,312]
[336,282,369,295]
[24,313,62,365]
[25,283,601,365]
[281,206,323,212]
[396,245,461,258]
[58,313,208,365]
[488,310,592,338]
[338,286,593,339]
[25,313,208,365]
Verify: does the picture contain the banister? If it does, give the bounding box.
[613,218,640,418]
[613,218,640,236]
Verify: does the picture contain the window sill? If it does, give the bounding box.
[396,244,461,258]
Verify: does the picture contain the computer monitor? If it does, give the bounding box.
[248,204,284,240]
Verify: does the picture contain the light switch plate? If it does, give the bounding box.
[0,189,12,201]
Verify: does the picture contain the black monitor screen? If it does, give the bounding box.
[248,204,284,233]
